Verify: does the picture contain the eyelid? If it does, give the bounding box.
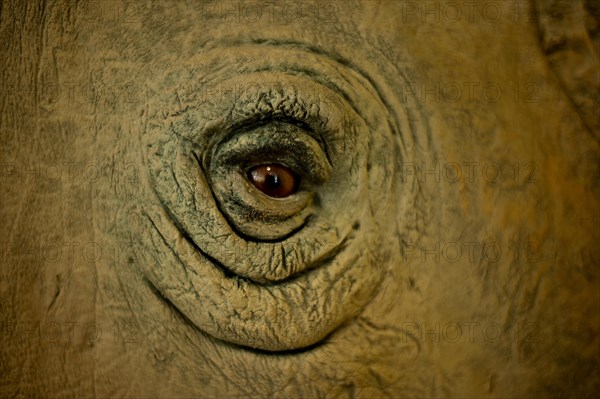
[213,122,332,184]
[208,85,333,159]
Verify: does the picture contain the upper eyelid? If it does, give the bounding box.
[221,87,332,155]
[227,116,332,168]
[213,122,333,183]
[173,82,342,169]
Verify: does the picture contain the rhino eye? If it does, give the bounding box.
[247,163,299,198]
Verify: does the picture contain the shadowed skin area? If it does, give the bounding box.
[0,1,598,398]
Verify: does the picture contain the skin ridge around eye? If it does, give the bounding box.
[137,42,436,351]
[135,202,378,351]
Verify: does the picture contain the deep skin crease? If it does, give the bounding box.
[0,1,598,398]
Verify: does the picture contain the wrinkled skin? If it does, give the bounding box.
[1,0,598,397]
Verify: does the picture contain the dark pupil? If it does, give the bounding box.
[247,164,299,198]
[266,174,280,189]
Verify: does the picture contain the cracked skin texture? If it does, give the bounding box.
[0,1,598,397]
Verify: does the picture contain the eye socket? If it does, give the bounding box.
[247,163,300,198]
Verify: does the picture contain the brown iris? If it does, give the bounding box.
[247,163,300,198]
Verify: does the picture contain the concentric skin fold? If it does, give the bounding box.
[134,41,431,351]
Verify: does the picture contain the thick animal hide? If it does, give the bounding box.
[1,1,598,397]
